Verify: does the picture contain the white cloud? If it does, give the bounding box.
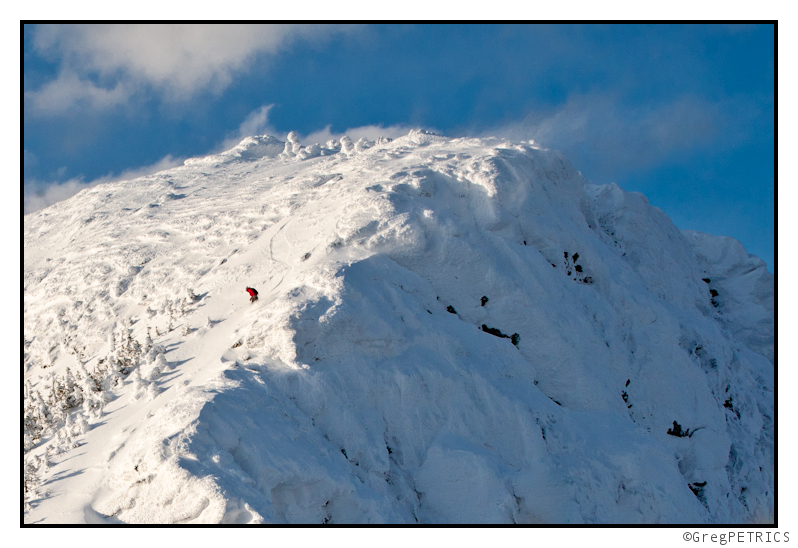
[28,24,355,113]
[26,71,133,114]
[217,104,280,152]
[24,154,184,215]
[236,104,278,138]
[489,92,729,176]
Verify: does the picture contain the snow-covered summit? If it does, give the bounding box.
[24,130,773,524]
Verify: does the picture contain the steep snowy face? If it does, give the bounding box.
[23,131,774,524]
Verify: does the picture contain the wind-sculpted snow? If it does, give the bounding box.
[23,130,773,524]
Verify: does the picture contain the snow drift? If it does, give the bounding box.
[23,130,774,524]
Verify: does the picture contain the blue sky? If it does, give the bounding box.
[23,23,774,271]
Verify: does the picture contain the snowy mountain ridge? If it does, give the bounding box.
[23,130,773,524]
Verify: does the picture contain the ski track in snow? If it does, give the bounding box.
[23,131,773,524]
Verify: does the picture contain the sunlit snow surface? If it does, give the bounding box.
[23,131,773,524]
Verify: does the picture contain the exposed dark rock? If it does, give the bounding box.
[481,324,519,346]
[667,421,689,437]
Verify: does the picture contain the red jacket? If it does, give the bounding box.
[246,287,258,297]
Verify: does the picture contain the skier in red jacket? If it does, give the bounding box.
[246,287,258,303]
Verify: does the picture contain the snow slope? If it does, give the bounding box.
[23,131,774,524]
